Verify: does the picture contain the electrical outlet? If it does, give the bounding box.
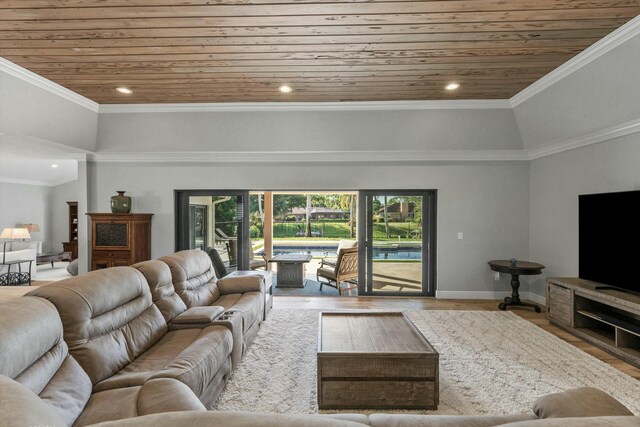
[457,232,464,240]
[494,272,501,281]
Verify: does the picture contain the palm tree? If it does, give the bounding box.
[305,193,312,237]
[257,193,263,223]
[338,193,356,238]
[349,194,355,238]
[384,195,389,238]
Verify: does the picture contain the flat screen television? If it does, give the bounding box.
[579,190,640,294]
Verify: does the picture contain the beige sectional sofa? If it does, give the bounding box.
[0,249,637,427]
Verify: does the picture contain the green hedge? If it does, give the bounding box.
[266,221,420,240]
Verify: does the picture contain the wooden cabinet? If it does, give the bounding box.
[88,213,153,271]
[62,201,78,259]
[547,278,640,368]
[547,282,573,328]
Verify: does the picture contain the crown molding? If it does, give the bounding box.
[98,99,512,114]
[89,149,528,163]
[68,153,88,161]
[510,15,640,107]
[0,176,77,187]
[527,117,640,160]
[0,57,99,113]
[87,117,640,164]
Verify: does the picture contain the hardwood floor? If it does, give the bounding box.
[274,296,640,380]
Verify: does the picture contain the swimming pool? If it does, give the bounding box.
[273,245,421,260]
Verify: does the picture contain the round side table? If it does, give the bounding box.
[488,260,545,313]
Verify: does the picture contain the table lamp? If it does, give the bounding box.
[1,228,31,263]
[21,223,40,234]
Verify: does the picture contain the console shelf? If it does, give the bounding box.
[547,278,640,368]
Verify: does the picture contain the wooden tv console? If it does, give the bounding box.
[547,278,640,368]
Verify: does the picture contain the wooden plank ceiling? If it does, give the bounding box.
[1,1,638,104]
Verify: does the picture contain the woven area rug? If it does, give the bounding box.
[213,309,640,415]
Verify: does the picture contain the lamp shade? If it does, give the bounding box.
[21,223,40,233]
[0,228,31,239]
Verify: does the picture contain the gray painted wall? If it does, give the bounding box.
[0,182,53,252]
[88,161,530,295]
[528,134,640,296]
[97,108,523,152]
[514,33,640,150]
[0,70,98,151]
[51,180,79,253]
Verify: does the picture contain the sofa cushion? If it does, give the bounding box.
[152,325,233,398]
[533,387,633,419]
[93,328,203,391]
[160,250,221,307]
[501,417,640,427]
[74,379,206,427]
[132,260,187,323]
[0,296,92,426]
[0,375,66,427]
[74,386,141,427]
[94,325,232,401]
[27,267,168,385]
[38,355,93,426]
[215,292,263,335]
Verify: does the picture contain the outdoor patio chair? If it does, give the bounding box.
[320,239,357,267]
[215,228,237,267]
[206,247,229,278]
[317,246,358,295]
[249,249,268,270]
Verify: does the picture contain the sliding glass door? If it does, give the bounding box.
[358,191,436,296]
[189,205,208,251]
[175,190,250,271]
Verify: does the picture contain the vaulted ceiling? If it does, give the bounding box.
[1,1,638,104]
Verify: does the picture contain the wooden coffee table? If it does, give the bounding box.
[317,311,439,410]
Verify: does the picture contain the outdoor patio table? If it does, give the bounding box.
[269,254,313,288]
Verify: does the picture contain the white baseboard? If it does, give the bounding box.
[527,292,547,306]
[436,290,547,306]
[436,290,512,300]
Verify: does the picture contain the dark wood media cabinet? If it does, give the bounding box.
[547,278,640,368]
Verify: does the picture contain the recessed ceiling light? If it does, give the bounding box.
[51,164,59,168]
[445,82,460,91]
[116,87,133,94]
[278,85,293,93]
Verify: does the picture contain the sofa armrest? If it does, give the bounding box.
[168,306,225,330]
[218,274,264,295]
[533,387,633,419]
